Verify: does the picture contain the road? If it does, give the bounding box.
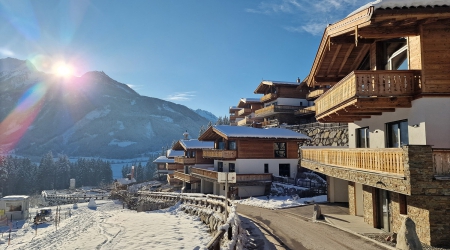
[237,204,386,250]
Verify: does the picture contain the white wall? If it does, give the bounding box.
[238,186,265,198]
[213,159,298,178]
[266,98,308,107]
[348,97,450,149]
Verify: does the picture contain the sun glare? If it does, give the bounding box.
[54,62,73,77]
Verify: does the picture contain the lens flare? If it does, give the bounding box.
[0,82,47,154]
[53,62,74,77]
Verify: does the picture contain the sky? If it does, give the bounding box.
[0,0,371,117]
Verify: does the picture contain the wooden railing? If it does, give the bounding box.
[433,149,450,176]
[255,105,300,117]
[174,171,200,183]
[294,106,315,116]
[237,108,251,116]
[301,147,405,175]
[315,70,421,115]
[174,157,196,165]
[236,173,272,182]
[191,167,218,179]
[307,89,326,100]
[260,93,277,103]
[166,164,184,170]
[203,149,237,159]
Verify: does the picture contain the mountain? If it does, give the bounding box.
[193,109,218,123]
[0,58,211,159]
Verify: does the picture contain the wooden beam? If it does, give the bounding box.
[337,44,355,76]
[350,44,370,70]
[372,18,397,27]
[355,97,412,108]
[326,44,342,76]
[330,37,374,44]
[358,26,419,38]
[314,76,342,83]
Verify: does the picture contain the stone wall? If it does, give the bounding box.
[297,126,348,147]
[348,182,356,216]
[389,192,402,236]
[363,185,375,226]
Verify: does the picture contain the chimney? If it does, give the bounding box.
[183,130,189,140]
[296,77,300,83]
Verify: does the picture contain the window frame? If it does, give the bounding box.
[386,119,409,148]
[274,142,287,158]
[356,127,370,148]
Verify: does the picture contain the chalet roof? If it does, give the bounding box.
[198,125,310,141]
[254,80,299,94]
[153,156,174,164]
[306,0,450,87]
[237,98,261,107]
[166,149,184,158]
[172,139,215,150]
[229,106,241,111]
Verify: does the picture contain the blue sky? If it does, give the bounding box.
[0,0,370,117]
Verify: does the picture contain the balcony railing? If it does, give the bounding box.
[301,147,405,175]
[255,105,300,117]
[174,157,196,165]
[315,70,421,119]
[166,163,184,171]
[294,106,315,116]
[191,167,272,182]
[260,93,277,103]
[307,89,326,100]
[433,149,450,176]
[174,171,200,183]
[203,149,237,159]
[237,108,251,116]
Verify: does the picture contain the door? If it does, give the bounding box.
[378,189,391,232]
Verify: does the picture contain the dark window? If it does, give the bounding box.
[264,164,269,173]
[399,194,407,215]
[228,141,236,150]
[274,142,286,158]
[229,163,235,172]
[217,141,225,149]
[279,164,290,177]
[356,127,370,148]
[218,162,223,172]
[187,150,196,158]
[386,120,408,148]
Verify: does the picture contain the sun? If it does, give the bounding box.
[53,62,73,77]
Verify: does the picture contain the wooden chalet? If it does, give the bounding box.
[235,98,263,126]
[153,149,184,185]
[301,1,450,247]
[228,106,241,126]
[253,80,310,127]
[189,125,310,198]
[171,139,214,192]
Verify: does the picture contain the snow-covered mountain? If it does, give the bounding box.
[0,57,212,158]
[193,109,218,123]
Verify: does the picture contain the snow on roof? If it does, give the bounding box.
[167,149,184,158]
[116,178,137,185]
[261,80,299,86]
[1,195,30,200]
[180,139,214,149]
[348,0,449,17]
[213,125,310,140]
[240,98,261,103]
[153,156,175,163]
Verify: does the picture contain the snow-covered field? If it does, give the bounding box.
[233,195,327,209]
[0,200,211,250]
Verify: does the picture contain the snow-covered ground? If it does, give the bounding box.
[233,195,327,210]
[0,200,211,249]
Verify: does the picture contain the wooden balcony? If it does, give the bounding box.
[255,105,300,117]
[237,108,251,116]
[294,106,315,116]
[301,147,405,175]
[260,93,277,103]
[315,70,421,123]
[174,157,196,165]
[166,163,184,171]
[203,149,236,159]
[167,173,183,185]
[237,116,263,126]
[306,89,326,100]
[191,167,272,184]
[174,171,200,183]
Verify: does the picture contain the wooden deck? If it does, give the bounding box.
[173,171,200,183]
[255,105,300,117]
[203,149,237,159]
[174,157,196,165]
[260,93,277,103]
[306,89,326,100]
[237,108,252,116]
[191,167,272,183]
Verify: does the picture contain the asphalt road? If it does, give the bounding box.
[237,204,386,250]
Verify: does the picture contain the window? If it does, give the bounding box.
[264,164,269,173]
[386,120,409,148]
[228,141,236,150]
[274,142,286,158]
[187,150,196,158]
[279,164,290,177]
[218,162,223,172]
[229,163,235,172]
[356,127,370,148]
[376,38,408,70]
[399,194,407,215]
[5,202,22,212]
[217,141,225,149]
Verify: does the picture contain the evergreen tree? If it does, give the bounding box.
[223,115,230,125]
[199,125,206,137]
[145,155,157,180]
[216,116,223,125]
[37,151,55,191]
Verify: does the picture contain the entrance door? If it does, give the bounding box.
[378,189,391,232]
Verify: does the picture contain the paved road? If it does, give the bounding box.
[237,204,386,250]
